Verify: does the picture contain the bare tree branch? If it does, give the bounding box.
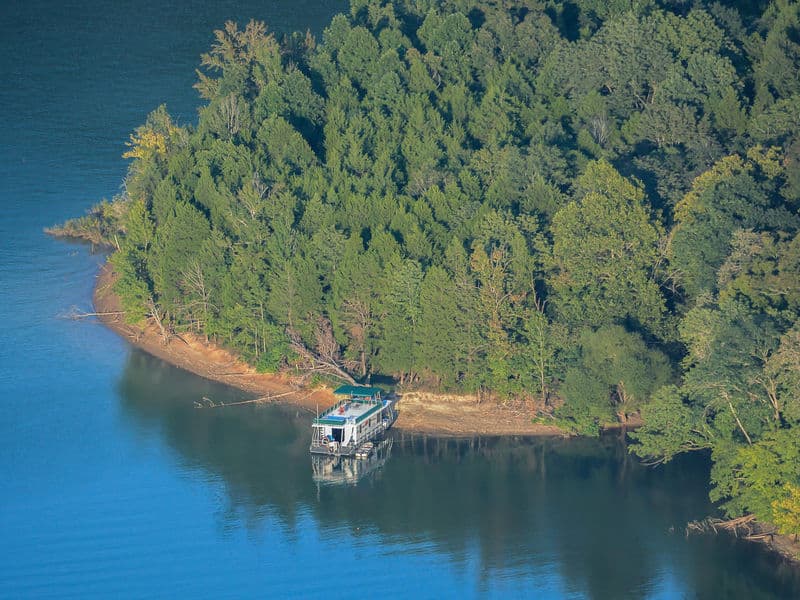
[287,319,355,384]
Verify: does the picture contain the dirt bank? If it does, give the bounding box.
[92,260,565,437]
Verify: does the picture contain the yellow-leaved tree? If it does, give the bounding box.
[122,105,183,161]
[772,484,800,541]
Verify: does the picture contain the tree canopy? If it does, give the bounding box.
[65,0,800,537]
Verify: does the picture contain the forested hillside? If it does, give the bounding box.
[64,0,799,536]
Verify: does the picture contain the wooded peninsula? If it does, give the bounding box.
[55,0,799,548]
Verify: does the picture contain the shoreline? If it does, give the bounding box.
[92,260,566,438]
[90,260,800,564]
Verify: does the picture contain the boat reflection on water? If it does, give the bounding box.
[311,437,393,486]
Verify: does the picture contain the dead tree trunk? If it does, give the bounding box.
[146,296,170,345]
[288,325,355,384]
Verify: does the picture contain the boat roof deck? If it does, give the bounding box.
[333,385,383,398]
[315,399,387,426]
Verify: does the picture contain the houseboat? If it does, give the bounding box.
[310,385,397,456]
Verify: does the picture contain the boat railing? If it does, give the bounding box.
[315,396,383,423]
[310,438,359,455]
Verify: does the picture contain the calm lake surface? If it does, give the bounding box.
[1,1,799,597]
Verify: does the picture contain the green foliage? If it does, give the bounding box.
[150,201,213,312]
[670,150,799,301]
[66,0,800,535]
[557,325,672,433]
[110,198,155,324]
[710,429,800,523]
[629,385,714,463]
[752,0,800,109]
[767,323,800,424]
[549,160,665,333]
[110,249,151,324]
[255,322,293,372]
[632,244,800,527]
[46,198,129,247]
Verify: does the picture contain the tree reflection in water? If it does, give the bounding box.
[119,350,800,599]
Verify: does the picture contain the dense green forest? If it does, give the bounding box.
[64,0,799,536]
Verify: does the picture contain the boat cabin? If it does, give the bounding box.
[310,385,396,456]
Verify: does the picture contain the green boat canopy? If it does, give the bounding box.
[333,385,383,398]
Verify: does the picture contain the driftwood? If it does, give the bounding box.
[59,305,126,320]
[195,389,299,408]
[685,514,774,541]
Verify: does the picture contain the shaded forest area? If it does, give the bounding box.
[60,0,799,537]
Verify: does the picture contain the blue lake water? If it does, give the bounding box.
[1,1,799,597]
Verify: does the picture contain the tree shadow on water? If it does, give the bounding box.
[117,350,800,599]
